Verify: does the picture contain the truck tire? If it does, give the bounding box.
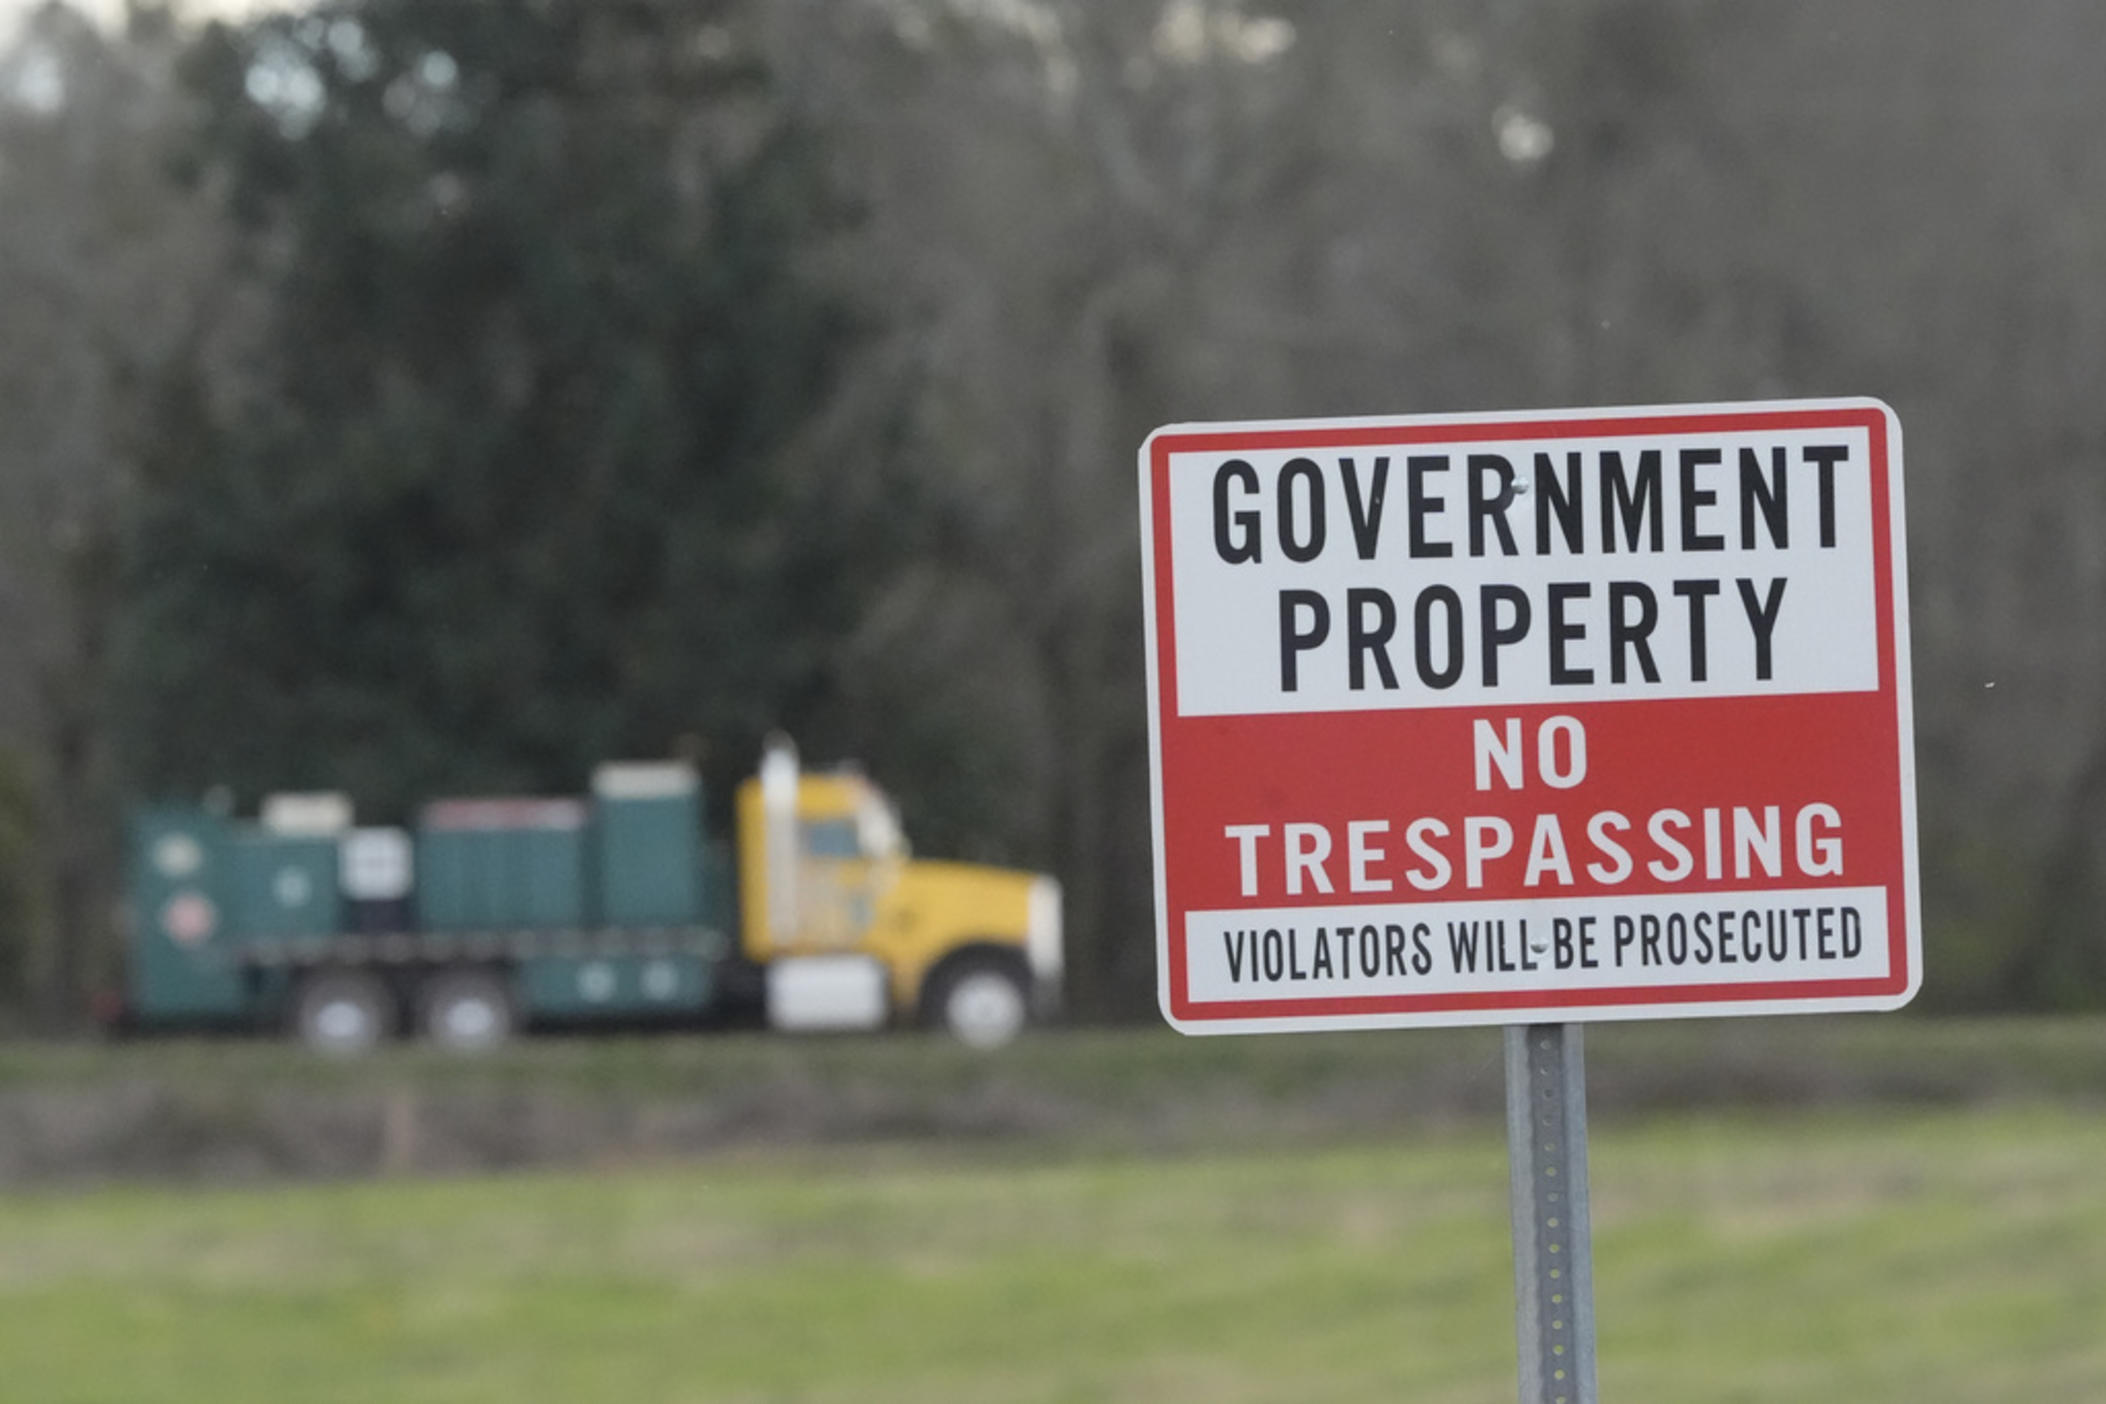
[294,969,395,1055]
[418,968,515,1052]
[928,957,1030,1050]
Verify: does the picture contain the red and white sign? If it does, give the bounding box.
[1140,399,1919,1033]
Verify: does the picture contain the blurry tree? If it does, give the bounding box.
[120,0,890,827]
[761,0,1565,1014]
[55,0,2106,1020]
[0,2,228,1023]
[771,0,2106,1015]
[1513,0,2106,1007]
[0,745,44,1019]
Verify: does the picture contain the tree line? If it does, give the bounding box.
[2,0,2104,1025]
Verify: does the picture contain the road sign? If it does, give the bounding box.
[1141,398,1919,1034]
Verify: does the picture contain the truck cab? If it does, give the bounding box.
[736,737,1062,1048]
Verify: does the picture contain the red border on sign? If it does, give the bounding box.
[1145,402,1911,1026]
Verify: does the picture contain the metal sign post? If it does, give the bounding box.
[1506,1023,1596,1404]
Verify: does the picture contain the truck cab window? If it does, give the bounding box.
[801,819,862,860]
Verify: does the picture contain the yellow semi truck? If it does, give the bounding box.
[125,737,1062,1051]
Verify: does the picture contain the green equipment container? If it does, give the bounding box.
[591,763,705,927]
[517,951,712,1018]
[128,808,244,1018]
[228,832,342,941]
[417,798,590,930]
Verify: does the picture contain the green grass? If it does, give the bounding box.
[3,1106,2104,1402]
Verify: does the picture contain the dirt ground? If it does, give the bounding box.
[1,1016,2100,1184]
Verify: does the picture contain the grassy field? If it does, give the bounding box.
[2,1103,2104,1402]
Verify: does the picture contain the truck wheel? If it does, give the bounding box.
[931,959,1030,1049]
[294,970,395,1055]
[418,969,515,1052]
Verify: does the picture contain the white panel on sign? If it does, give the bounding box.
[1167,426,1880,717]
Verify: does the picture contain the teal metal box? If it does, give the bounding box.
[591,763,704,927]
[128,808,244,1018]
[517,952,711,1017]
[228,832,342,940]
[417,798,590,929]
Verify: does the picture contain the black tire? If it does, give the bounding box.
[293,969,396,1055]
[925,955,1031,1050]
[417,968,516,1052]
